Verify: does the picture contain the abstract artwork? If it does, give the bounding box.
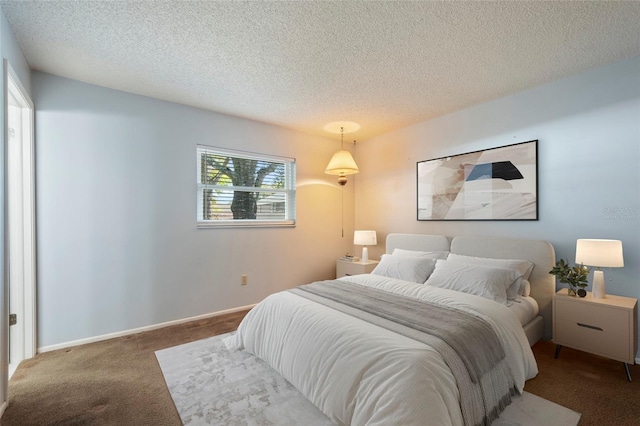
[417,140,538,221]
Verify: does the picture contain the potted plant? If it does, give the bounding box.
[549,259,591,297]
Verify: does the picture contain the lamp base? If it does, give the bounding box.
[592,269,606,298]
[361,247,369,263]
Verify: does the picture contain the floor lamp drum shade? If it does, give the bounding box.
[575,239,624,298]
[354,230,377,262]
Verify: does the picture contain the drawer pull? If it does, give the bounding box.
[577,322,603,331]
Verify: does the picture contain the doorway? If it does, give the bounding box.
[5,62,36,379]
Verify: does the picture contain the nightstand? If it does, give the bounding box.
[553,288,638,381]
[336,259,379,278]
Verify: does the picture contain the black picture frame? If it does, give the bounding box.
[417,140,538,221]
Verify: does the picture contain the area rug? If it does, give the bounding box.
[156,333,581,426]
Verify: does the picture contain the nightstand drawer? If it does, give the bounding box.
[555,318,630,362]
[555,299,629,336]
[336,259,379,278]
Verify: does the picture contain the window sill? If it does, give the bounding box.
[197,220,296,229]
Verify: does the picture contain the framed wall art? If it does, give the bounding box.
[417,140,538,221]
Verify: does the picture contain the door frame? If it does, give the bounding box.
[7,61,36,359]
[1,60,36,414]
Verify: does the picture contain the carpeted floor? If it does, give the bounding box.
[2,310,249,425]
[2,309,638,425]
[524,340,640,426]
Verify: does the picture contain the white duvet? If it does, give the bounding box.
[225,274,538,426]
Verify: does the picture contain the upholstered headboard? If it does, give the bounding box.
[386,233,556,340]
[386,234,450,253]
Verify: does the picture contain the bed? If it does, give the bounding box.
[225,234,556,425]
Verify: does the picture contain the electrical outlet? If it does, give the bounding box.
[241,274,248,285]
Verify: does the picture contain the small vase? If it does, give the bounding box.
[567,286,577,296]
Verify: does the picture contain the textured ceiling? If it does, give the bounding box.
[2,1,640,141]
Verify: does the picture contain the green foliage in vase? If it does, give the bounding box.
[549,259,591,290]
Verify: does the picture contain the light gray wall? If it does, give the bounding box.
[356,55,640,356]
[34,72,356,348]
[0,6,31,409]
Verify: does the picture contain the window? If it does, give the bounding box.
[197,145,296,227]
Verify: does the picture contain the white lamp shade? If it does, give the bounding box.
[325,150,359,176]
[354,230,377,246]
[575,239,624,268]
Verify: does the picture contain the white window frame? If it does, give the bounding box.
[197,145,296,228]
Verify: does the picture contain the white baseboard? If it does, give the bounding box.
[37,304,255,354]
[0,401,7,418]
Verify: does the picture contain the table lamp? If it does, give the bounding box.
[354,230,377,262]
[575,239,624,298]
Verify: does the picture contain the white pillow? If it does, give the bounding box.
[392,249,449,260]
[446,253,534,279]
[424,260,522,305]
[520,279,531,297]
[371,254,438,283]
[446,253,533,299]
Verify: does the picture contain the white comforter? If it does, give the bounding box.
[225,274,538,426]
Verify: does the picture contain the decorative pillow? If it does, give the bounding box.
[520,279,531,297]
[371,254,438,283]
[445,253,533,300]
[424,260,522,305]
[392,249,449,260]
